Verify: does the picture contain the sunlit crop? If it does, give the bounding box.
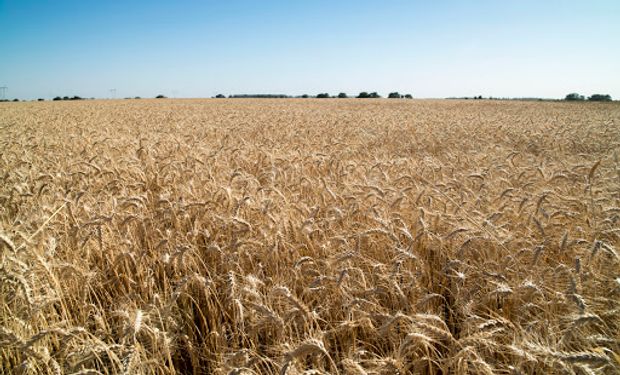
[1,99,619,374]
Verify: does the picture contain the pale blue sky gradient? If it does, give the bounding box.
[1,0,619,99]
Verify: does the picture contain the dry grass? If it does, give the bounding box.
[1,98,619,374]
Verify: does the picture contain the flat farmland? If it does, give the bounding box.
[1,99,619,374]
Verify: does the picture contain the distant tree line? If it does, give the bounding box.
[53,96,84,101]
[452,95,485,100]
[565,93,612,102]
[11,92,611,102]
[444,93,614,102]
[212,92,413,99]
[226,94,290,98]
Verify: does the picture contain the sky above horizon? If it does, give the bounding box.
[1,1,619,100]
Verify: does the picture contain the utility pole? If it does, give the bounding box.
[0,86,7,100]
[109,88,117,99]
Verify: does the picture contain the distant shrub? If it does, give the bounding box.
[134,96,141,99]
[565,93,585,101]
[316,93,330,98]
[12,98,19,102]
[388,92,402,99]
[53,96,62,101]
[404,94,413,99]
[37,98,45,101]
[301,94,309,98]
[369,92,381,98]
[215,94,226,98]
[337,93,348,98]
[155,94,167,99]
[588,94,612,102]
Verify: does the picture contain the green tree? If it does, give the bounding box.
[565,93,585,101]
[588,94,612,102]
[316,93,330,98]
[337,92,348,98]
[357,92,370,98]
[388,92,402,98]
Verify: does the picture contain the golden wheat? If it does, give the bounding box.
[1,98,619,374]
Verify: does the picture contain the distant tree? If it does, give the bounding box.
[565,93,585,101]
[316,93,330,98]
[70,96,82,100]
[155,94,167,99]
[388,92,402,98]
[588,94,612,102]
[53,96,62,101]
[134,96,141,99]
[12,98,19,102]
[404,94,413,99]
[37,98,45,101]
[301,94,309,98]
[62,96,70,100]
[337,92,348,98]
[215,94,226,98]
[356,92,381,98]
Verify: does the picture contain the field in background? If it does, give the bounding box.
[1,99,619,374]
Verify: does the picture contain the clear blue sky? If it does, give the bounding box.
[1,0,619,99]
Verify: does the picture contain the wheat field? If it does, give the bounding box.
[1,99,619,374]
